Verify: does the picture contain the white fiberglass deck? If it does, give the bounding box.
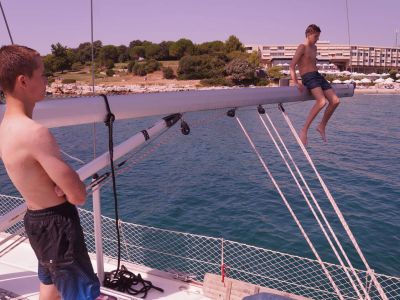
[0,234,209,300]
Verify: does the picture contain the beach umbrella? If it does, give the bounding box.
[384,78,394,83]
[369,72,379,77]
[360,78,371,83]
[381,73,390,77]
[374,78,385,83]
[343,79,353,84]
[277,63,283,66]
[396,73,400,78]
[332,79,342,83]
[283,63,289,66]
[354,80,361,84]
[342,71,351,76]
[396,79,400,82]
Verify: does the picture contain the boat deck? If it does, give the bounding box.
[0,234,209,300]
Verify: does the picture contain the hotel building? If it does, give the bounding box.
[245,41,400,73]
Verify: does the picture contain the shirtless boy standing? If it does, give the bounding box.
[0,45,100,299]
[290,24,340,146]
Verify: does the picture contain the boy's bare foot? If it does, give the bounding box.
[316,124,327,142]
[299,129,308,146]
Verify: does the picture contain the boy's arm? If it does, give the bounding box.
[290,44,305,92]
[31,126,86,205]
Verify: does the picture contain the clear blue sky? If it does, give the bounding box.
[1,0,399,55]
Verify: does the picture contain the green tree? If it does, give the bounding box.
[127,61,136,73]
[144,59,161,73]
[177,55,225,80]
[117,45,130,62]
[225,58,256,85]
[50,43,72,73]
[144,43,161,59]
[158,41,174,60]
[98,45,119,66]
[248,51,261,67]
[267,66,284,80]
[197,41,225,55]
[162,67,175,79]
[169,38,194,59]
[129,40,143,48]
[43,54,56,75]
[225,35,244,53]
[75,41,102,64]
[226,50,249,62]
[129,46,146,60]
[132,63,147,76]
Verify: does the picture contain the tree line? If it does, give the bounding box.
[43,35,271,86]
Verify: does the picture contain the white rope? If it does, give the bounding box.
[280,106,388,300]
[235,116,344,300]
[260,113,368,300]
[60,149,85,164]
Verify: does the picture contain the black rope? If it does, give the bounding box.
[100,94,121,272]
[0,1,14,44]
[103,265,163,298]
[99,95,163,297]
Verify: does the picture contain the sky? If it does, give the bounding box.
[1,0,399,55]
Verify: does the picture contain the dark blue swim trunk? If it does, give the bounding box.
[24,201,100,300]
[301,71,332,91]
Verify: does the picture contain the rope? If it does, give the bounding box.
[280,104,388,300]
[235,116,344,300]
[0,1,13,44]
[259,112,368,300]
[100,94,121,273]
[60,149,85,164]
[103,265,163,298]
[345,0,352,72]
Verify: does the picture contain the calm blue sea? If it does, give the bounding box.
[1,93,399,277]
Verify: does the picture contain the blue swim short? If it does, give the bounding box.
[301,71,332,91]
[24,202,100,300]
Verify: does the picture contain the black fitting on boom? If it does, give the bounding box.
[257,105,265,114]
[163,113,182,127]
[181,119,190,135]
[227,109,236,118]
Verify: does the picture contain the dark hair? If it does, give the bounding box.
[305,24,321,36]
[0,45,40,93]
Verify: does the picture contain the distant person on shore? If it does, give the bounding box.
[289,24,340,146]
[0,45,100,299]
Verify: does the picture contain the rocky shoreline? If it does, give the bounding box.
[46,82,231,96]
[46,82,400,96]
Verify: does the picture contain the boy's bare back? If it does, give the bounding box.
[0,116,67,209]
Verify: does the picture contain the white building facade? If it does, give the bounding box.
[245,41,400,72]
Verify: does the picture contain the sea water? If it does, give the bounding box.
[1,94,399,277]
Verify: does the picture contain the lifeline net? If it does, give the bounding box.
[1,194,399,300]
